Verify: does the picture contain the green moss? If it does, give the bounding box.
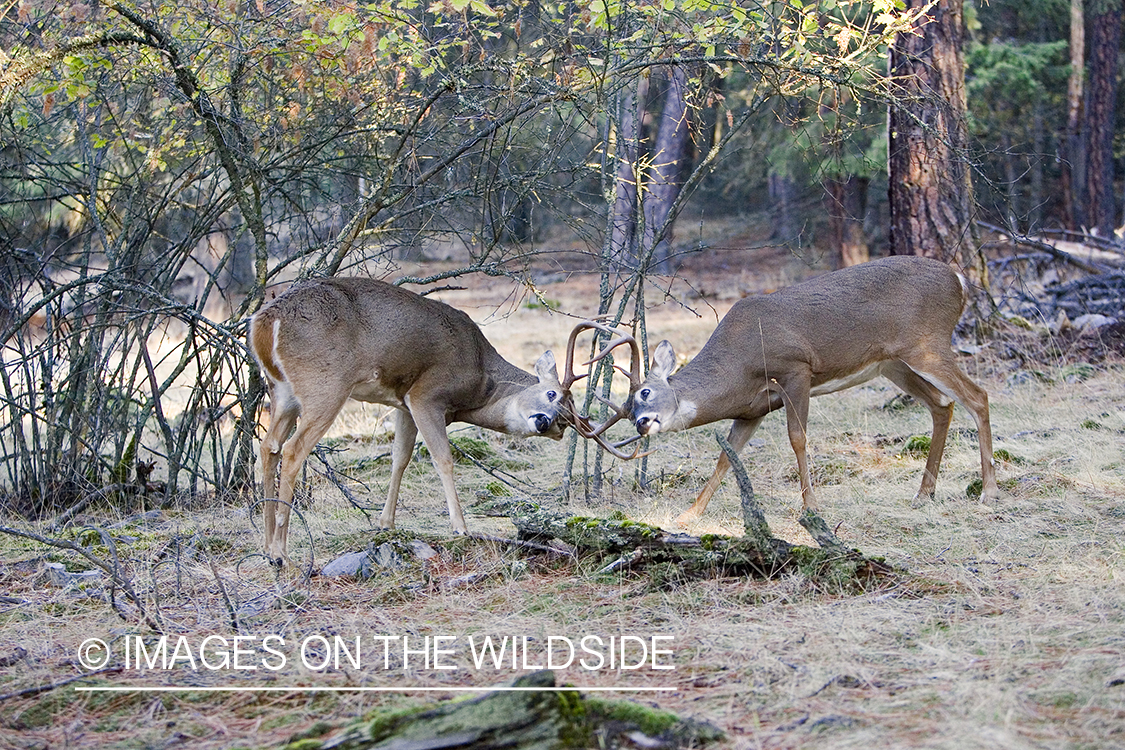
[17,690,77,728]
[992,448,1025,465]
[901,435,931,457]
[585,697,679,735]
[338,455,391,472]
[524,296,561,311]
[282,741,326,750]
[365,705,429,744]
[483,481,511,497]
[1060,363,1097,383]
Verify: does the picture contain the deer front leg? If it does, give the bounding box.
[407,400,469,534]
[380,408,419,530]
[949,371,1002,502]
[778,375,816,510]
[677,418,762,526]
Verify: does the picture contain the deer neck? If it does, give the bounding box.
[455,355,535,434]
[668,355,741,429]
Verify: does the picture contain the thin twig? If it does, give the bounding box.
[0,667,124,703]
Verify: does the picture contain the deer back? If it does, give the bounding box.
[702,256,967,380]
[251,277,532,414]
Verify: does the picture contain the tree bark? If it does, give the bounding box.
[768,170,798,242]
[887,0,976,271]
[640,66,692,274]
[1062,0,1085,230]
[824,175,870,268]
[609,75,648,267]
[1084,0,1123,238]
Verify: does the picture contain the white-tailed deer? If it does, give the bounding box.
[250,277,569,567]
[623,256,1002,524]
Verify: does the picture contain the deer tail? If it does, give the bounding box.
[249,312,287,384]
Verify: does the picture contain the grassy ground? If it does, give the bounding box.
[1,261,1124,749]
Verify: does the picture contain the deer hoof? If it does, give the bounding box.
[910,490,935,509]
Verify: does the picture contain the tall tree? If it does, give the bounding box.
[1084,0,1123,238]
[1062,0,1086,229]
[887,0,977,274]
[825,175,870,267]
[640,66,693,274]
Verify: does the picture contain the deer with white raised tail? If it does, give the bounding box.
[624,256,1002,525]
[250,277,570,568]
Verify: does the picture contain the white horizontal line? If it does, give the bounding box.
[75,685,677,693]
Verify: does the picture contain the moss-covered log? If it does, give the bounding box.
[281,670,721,750]
[506,433,891,586]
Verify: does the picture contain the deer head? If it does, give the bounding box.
[503,350,568,439]
[560,319,650,460]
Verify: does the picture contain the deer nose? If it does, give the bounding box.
[635,416,653,435]
[532,413,552,434]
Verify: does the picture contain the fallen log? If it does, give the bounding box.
[506,433,892,586]
[283,670,721,750]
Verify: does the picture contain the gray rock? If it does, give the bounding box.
[320,551,369,577]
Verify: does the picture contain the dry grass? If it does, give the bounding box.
[2,265,1124,750]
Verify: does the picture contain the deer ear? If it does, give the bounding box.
[650,341,677,381]
[535,351,560,384]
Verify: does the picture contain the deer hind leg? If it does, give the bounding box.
[379,408,419,530]
[901,352,1001,502]
[270,387,350,567]
[260,383,300,565]
[407,399,468,534]
[880,361,955,500]
[677,417,762,526]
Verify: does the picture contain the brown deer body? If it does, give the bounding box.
[628,256,1001,524]
[250,277,568,566]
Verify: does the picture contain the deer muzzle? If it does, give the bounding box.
[531,413,553,434]
[635,414,661,436]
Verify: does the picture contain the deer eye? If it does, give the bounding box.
[546,390,557,402]
[640,388,651,400]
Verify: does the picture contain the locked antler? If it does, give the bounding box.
[560,319,650,460]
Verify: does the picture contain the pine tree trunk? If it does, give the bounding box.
[887,0,975,268]
[825,176,870,268]
[1084,0,1123,238]
[640,66,692,274]
[1063,0,1086,230]
[610,76,648,266]
[768,170,798,242]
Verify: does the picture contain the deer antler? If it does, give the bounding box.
[560,319,650,460]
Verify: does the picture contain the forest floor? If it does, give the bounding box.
[1,238,1124,749]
